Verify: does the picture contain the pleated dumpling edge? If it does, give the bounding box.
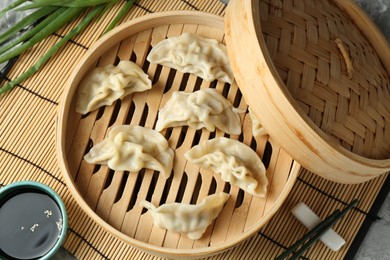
[76,60,152,115]
[140,192,230,240]
[185,137,268,198]
[147,32,234,84]
[83,125,174,179]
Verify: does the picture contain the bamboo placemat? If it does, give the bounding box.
[0,0,389,259]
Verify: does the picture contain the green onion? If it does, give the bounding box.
[17,0,114,10]
[0,6,59,46]
[0,0,138,95]
[0,5,106,95]
[0,0,28,19]
[97,0,117,21]
[0,57,18,84]
[0,7,66,55]
[103,0,136,34]
[0,7,85,64]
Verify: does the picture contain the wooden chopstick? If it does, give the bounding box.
[275,199,359,260]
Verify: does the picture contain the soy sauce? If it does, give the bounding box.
[0,190,63,259]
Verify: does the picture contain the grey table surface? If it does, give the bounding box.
[1,0,390,259]
[341,1,390,259]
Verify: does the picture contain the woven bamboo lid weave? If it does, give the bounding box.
[226,0,390,184]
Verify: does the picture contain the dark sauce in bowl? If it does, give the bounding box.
[0,190,63,260]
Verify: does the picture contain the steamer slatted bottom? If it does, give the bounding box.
[57,12,300,258]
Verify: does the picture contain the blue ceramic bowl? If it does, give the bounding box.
[0,181,68,260]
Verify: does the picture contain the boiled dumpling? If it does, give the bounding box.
[84,125,174,179]
[147,32,234,84]
[76,60,152,114]
[156,89,241,134]
[185,137,268,197]
[248,108,267,137]
[140,192,229,240]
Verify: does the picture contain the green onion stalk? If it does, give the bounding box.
[0,0,136,95]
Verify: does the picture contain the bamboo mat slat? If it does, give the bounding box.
[0,0,389,259]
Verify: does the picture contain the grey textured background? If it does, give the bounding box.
[350,1,390,259]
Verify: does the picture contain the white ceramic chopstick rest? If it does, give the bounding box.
[292,202,345,251]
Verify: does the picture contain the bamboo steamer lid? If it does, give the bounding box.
[225,0,390,184]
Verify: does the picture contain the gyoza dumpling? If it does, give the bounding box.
[156,89,241,134]
[140,192,229,240]
[248,108,267,137]
[76,60,152,114]
[147,33,234,84]
[84,125,174,179]
[185,137,268,197]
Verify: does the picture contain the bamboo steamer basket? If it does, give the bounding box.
[57,11,301,258]
[226,0,390,184]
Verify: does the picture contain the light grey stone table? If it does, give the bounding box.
[353,2,390,259]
